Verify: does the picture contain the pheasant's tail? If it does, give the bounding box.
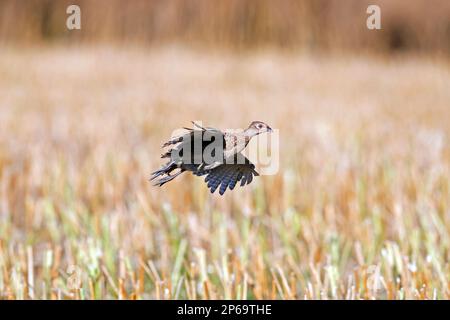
[191,121,207,131]
[150,161,176,180]
[162,136,184,148]
[161,149,172,158]
[150,161,185,187]
[152,170,184,187]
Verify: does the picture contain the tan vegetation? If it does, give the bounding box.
[0,46,449,299]
[1,0,449,54]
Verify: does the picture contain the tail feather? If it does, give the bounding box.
[150,161,176,181]
[191,121,207,131]
[161,149,172,158]
[152,170,184,187]
[150,161,185,187]
[162,136,184,148]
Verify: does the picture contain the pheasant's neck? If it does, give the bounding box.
[244,128,258,139]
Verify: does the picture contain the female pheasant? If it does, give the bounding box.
[150,121,273,195]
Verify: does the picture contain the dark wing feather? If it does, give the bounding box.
[219,166,236,195]
[239,172,247,186]
[207,166,227,194]
[202,154,259,195]
[227,168,240,191]
[245,171,253,185]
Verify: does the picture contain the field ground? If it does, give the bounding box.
[0,46,449,299]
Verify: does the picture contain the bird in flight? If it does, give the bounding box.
[150,121,273,195]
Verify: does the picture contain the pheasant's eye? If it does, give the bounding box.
[257,124,263,129]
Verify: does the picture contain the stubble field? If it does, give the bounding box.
[0,46,449,299]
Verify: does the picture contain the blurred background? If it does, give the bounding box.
[0,0,449,300]
[1,0,450,54]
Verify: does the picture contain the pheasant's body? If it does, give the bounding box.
[223,130,250,159]
[150,121,272,195]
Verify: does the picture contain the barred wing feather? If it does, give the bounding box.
[203,155,259,195]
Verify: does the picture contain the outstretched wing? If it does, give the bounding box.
[162,121,222,148]
[202,154,259,195]
[162,122,226,168]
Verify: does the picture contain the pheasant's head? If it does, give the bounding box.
[246,121,273,137]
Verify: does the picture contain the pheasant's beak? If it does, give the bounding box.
[267,126,273,133]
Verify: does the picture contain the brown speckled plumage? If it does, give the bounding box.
[150,121,272,195]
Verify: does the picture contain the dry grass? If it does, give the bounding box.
[0,46,449,299]
[1,0,450,54]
